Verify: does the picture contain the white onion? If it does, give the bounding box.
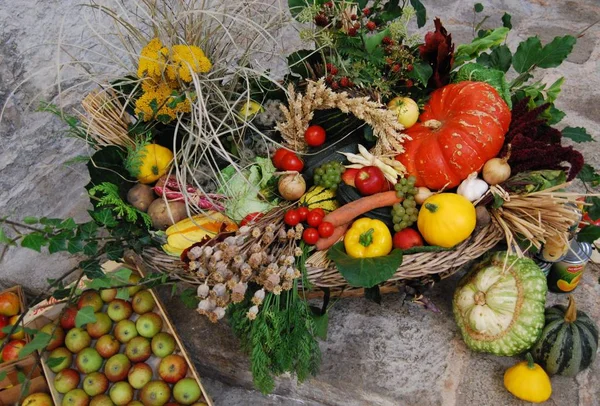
[278,172,306,201]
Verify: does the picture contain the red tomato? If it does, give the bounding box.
[393,228,424,250]
[281,153,304,172]
[307,211,324,227]
[303,228,320,245]
[310,208,326,218]
[355,166,386,196]
[273,148,292,169]
[304,125,326,147]
[297,207,310,222]
[318,221,335,238]
[581,212,600,227]
[284,210,300,226]
[240,212,264,226]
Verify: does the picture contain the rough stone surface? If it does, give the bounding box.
[1,0,600,405]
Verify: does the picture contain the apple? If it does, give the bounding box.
[47,347,73,373]
[0,291,20,316]
[75,347,103,374]
[128,402,144,406]
[62,388,90,406]
[39,322,65,350]
[8,315,25,339]
[173,378,202,405]
[0,315,8,338]
[21,392,54,406]
[89,394,114,406]
[135,312,163,338]
[125,336,151,362]
[54,368,80,394]
[128,362,153,389]
[87,312,113,338]
[140,380,171,406]
[1,339,25,361]
[78,290,104,312]
[60,305,78,330]
[83,371,110,397]
[387,96,419,128]
[131,290,155,315]
[114,319,138,343]
[100,288,117,302]
[107,299,133,322]
[109,381,134,406]
[151,332,176,358]
[95,334,120,358]
[65,327,92,353]
[105,353,132,382]
[127,274,143,296]
[158,354,188,384]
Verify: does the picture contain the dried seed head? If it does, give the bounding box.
[212,250,223,262]
[215,296,230,308]
[254,289,265,301]
[233,254,245,266]
[214,307,226,320]
[261,231,275,245]
[247,305,259,320]
[266,263,279,275]
[248,252,263,269]
[203,246,214,258]
[237,225,251,235]
[282,281,293,291]
[213,283,226,296]
[294,247,303,256]
[250,243,262,254]
[295,223,304,235]
[207,312,219,323]
[197,298,216,313]
[273,286,282,295]
[188,261,199,271]
[218,242,229,251]
[188,246,203,260]
[251,227,261,238]
[287,229,296,239]
[196,267,208,277]
[197,284,210,298]
[264,274,281,291]
[278,228,288,241]
[224,236,237,245]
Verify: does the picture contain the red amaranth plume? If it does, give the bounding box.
[419,18,454,89]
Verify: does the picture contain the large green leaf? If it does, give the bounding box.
[19,332,52,359]
[562,126,593,143]
[578,225,600,244]
[513,35,576,73]
[455,28,509,65]
[327,242,403,288]
[408,60,433,86]
[410,0,427,28]
[21,233,46,252]
[85,146,132,200]
[75,306,97,328]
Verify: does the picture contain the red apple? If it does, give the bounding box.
[54,368,81,394]
[62,388,90,406]
[89,394,114,406]
[109,381,134,405]
[107,299,133,322]
[1,339,25,361]
[83,372,110,397]
[77,290,104,312]
[128,362,153,389]
[114,319,138,343]
[60,305,78,330]
[0,291,20,316]
[127,274,143,296]
[8,315,24,339]
[105,353,131,382]
[39,322,65,350]
[125,336,151,363]
[47,347,73,373]
[173,378,202,405]
[135,312,163,338]
[341,167,359,187]
[87,312,113,338]
[158,354,188,384]
[151,332,176,358]
[95,334,120,358]
[355,166,386,196]
[75,347,103,374]
[65,327,91,353]
[140,380,171,406]
[132,290,156,315]
[21,393,54,406]
[0,315,8,338]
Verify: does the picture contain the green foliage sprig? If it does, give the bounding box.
[89,182,152,228]
[124,133,152,178]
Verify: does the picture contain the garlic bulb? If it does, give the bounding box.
[457,172,489,202]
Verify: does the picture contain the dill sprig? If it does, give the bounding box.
[124,133,153,178]
[88,182,152,228]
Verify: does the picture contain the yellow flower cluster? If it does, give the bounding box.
[135,38,210,122]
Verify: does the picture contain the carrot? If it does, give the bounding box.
[315,222,350,251]
[323,191,402,227]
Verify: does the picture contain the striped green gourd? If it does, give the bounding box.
[532,295,599,376]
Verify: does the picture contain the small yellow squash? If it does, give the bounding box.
[137,144,174,184]
[504,353,552,403]
[417,193,475,248]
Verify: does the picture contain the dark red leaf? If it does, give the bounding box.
[419,18,455,88]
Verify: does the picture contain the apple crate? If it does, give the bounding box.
[0,285,32,370]
[24,263,213,405]
[0,354,51,405]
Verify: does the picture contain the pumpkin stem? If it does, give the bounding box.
[424,203,438,213]
[474,291,486,305]
[564,294,578,323]
[423,119,442,130]
[525,352,535,369]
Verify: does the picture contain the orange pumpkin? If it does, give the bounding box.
[397,81,511,190]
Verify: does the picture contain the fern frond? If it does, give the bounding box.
[124,133,153,178]
[89,182,152,228]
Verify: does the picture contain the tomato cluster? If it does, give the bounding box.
[273,148,304,172]
[284,207,334,245]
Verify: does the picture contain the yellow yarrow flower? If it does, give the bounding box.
[135,81,193,122]
[166,44,212,82]
[137,38,169,79]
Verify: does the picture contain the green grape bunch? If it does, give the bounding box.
[313,161,346,190]
[392,176,419,232]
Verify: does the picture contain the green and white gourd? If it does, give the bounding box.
[453,252,548,356]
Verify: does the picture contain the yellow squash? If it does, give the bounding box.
[417,193,476,248]
[162,211,238,256]
[504,353,552,403]
[137,144,174,184]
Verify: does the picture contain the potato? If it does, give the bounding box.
[147,199,188,230]
[127,184,156,212]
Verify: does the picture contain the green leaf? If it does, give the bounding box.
[83,241,99,256]
[577,164,600,186]
[17,371,26,384]
[59,218,77,230]
[0,227,14,245]
[537,35,577,69]
[111,268,133,285]
[545,77,565,103]
[363,28,391,54]
[52,288,72,300]
[67,238,84,254]
[455,63,511,107]
[327,242,403,288]
[80,259,104,279]
[587,197,600,221]
[577,225,600,244]
[0,371,6,382]
[492,194,505,209]
[23,216,38,225]
[407,60,433,86]
[502,13,512,29]
[75,306,97,328]
[46,356,67,368]
[105,241,125,260]
[116,288,130,300]
[455,27,510,65]
[48,237,67,254]
[488,45,512,72]
[542,105,566,125]
[513,36,542,73]
[410,0,427,28]
[310,311,328,340]
[79,221,99,238]
[1,325,38,335]
[91,208,118,228]
[180,288,199,309]
[19,332,52,358]
[474,3,484,12]
[562,126,593,143]
[21,233,47,252]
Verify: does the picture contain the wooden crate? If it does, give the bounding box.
[1,286,31,370]
[0,354,50,405]
[25,263,213,405]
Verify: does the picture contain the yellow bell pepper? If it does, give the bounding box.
[344,218,392,258]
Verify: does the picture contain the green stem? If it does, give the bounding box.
[525,352,535,369]
[359,228,375,247]
[424,203,438,213]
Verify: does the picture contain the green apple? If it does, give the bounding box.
[386,96,419,128]
[140,380,171,406]
[135,312,163,338]
[151,332,176,358]
[107,299,133,322]
[87,312,113,338]
[47,347,73,373]
[75,347,103,374]
[132,290,155,315]
[83,371,109,396]
[21,393,54,406]
[125,336,151,362]
[100,288,117,302]
[65,327,91,353]
[127,402,143,406]
[39,322,65,350]
[109,381,134,406]
[53,368,80,394]
[62,388,90,406]
[158,354,188,383]
[173,378,202,405]
[127,274,143,296]
[95,334,120,358]
[114,319,138,343]
[77,290,103,312]
[89,394,115,406]
[128,362,153,389]
[105,353,131,382]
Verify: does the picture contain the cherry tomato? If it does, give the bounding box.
[273,148,292,169]
[310,208,326,218]
[304,125,326,147]
[284,210,300,226]
[307,211,324,228]
[355,166,386,196]
[393,228,424,250]
[317,221,335,238]
[281,153,304,172]
[240,212,264,226]
[297,207,310,222]
[302,228,320,245]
